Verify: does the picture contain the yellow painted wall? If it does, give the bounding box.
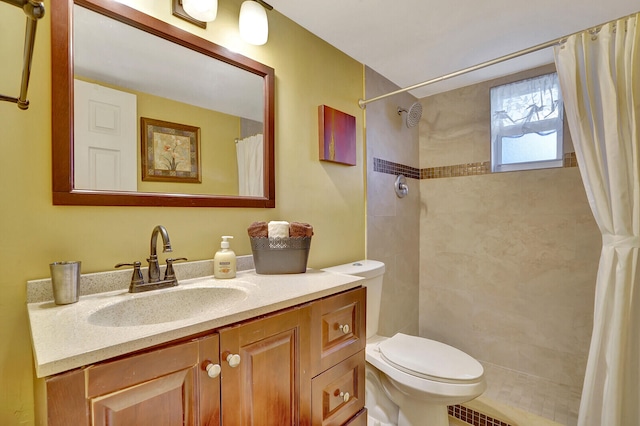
[0,0,365,424]
[134,89,241,195]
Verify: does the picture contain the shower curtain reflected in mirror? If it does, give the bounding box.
[236,134,264,196]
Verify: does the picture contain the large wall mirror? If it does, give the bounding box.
[51,0,275,207]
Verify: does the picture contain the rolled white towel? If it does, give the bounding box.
[268,221,290,239]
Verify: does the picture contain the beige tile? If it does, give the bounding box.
[367,172,398,217]
[478,361,581,426]
[419,162,598,388]
[466,396,567,426]
[515,344,587,389]
[368,64,592,425]
[448,416,471,425]
[365,68,419,168]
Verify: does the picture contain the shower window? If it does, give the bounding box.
[490,72,564,172]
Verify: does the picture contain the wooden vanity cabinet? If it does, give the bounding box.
[44,287,365,426]
[46,334,220,426]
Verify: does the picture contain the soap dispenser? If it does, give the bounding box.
[214,236,236,279]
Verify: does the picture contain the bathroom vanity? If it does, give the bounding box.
[27,266,366,425]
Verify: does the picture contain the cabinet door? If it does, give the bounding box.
[46,368,88,425]
[47,334,221,426]
[90,368,197,426]
[219,306,311,426]
[199,334,222,426]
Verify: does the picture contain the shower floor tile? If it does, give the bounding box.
[479,362,582,426]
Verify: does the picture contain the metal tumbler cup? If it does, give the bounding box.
[50,261,81,305]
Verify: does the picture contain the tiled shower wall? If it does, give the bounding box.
[364,66,420,337]
[418,64,601,388]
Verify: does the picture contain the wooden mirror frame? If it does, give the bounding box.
[51,0,275,207]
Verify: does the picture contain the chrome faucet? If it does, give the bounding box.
[115,225,187,293]
[148,225,172,283]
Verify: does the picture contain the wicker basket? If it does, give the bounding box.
[250,237,312,274]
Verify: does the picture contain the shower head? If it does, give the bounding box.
[397,102,423,128]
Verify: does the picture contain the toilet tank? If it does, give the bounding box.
[322,260,385,339]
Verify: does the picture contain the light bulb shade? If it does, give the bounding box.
[182,0,218,22]
[239,1,268,45]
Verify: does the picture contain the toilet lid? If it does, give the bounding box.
[377,333,484,383]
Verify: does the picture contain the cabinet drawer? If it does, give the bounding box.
[311,350,365,426]
[344,408,367,426]
[311,287,366,376]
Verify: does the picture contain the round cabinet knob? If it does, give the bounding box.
[339,324,350,334]
[205,363,221,378]
[339,391,350,403]
[226,353,241,368]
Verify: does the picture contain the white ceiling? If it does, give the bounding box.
[269,0,639,100]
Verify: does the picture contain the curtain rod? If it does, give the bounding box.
[358,12,638,108]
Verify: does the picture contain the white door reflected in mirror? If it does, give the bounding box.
[74,79,137,191]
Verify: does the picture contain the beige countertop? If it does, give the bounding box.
[27,268,362,378]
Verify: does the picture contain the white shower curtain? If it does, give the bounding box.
[553,13,640,426]
[235,134,264,197]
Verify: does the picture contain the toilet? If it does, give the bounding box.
[323,260,486,426]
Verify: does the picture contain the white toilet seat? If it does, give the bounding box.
[377,333,484,384]
[365,334,486,404]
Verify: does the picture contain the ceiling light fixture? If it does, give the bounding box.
[239,0,272,46]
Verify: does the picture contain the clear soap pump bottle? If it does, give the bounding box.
[214,236,236,279]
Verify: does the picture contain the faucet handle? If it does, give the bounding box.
[115,261,145,289]
[164,257,188,281]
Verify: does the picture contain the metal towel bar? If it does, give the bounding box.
[0,0,45,110]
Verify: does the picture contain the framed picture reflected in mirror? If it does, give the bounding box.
[141,117,201,183]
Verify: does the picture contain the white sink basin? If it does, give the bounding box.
[88,286,248,327]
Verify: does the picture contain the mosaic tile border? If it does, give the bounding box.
[563,151,578,167]
[422,161,490,179]
[373,152,578,180]
[448,404,513,426]
[373,158,421,179]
